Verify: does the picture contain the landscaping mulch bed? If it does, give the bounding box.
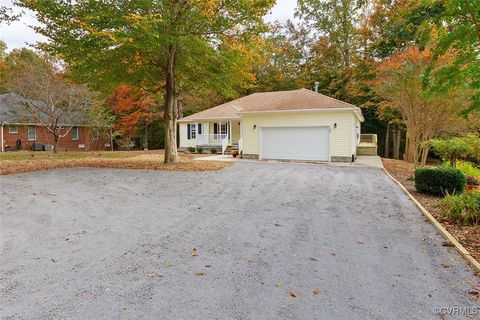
[0,154,232,175]
[382,158,480,263]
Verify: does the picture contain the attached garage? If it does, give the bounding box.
[260,126,329,161]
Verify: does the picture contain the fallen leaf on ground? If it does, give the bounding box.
[289,290,297,298]
[245,258,254,264]
[275,282,284,288]
[330,252,336,256]
[441,264,450,269]
[468,290,479,297]
[195,271,205,276]
[309,257,318,261]
[357,241,364,245]
[313,288,321,295]
[205,264,212,267]
[191,248,198,256]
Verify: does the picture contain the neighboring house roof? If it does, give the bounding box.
[0,92,88,126]
[180,88,363,122]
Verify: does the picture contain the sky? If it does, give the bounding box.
[0,0,297,51]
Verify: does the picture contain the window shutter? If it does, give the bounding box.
[187,124,191,139]
[198,123,202,134]
[214,123,218,134]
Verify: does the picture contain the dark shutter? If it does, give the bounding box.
[187,124,191,139]
[214,123,218,134]
[198,123,202,134]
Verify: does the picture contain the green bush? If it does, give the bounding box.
[438,190,480,225]
[428,135,480,167]
[187,147,196,153]
[414,167,466,195]
[196,146,203,154]
[210,148,217,154]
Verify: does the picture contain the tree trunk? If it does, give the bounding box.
[393,124,401,160]
[384,122,390,158]
[143,122,148,151]
[163,45,179,164]
[53,132,59,154]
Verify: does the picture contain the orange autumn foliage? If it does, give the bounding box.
[108,85,160,139]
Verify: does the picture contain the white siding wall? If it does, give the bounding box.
[241,111,356,159]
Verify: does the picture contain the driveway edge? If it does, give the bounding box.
[382,168,480,273]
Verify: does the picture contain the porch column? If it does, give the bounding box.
[228,121,231,144]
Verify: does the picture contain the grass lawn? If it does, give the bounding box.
[0,150,157,161]
[0,150,230,175]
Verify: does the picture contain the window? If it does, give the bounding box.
[8,125,18,134]
[93,129,99,141]
[71,127,79,140]
[27,126,36,141]
[190,123,196,139]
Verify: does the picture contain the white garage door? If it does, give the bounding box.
[260,126,329,161]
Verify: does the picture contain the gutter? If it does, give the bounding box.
[239,107,365,122]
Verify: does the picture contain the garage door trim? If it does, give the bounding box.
[259,126,330,161]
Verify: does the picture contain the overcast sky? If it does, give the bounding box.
[0,0,297,51]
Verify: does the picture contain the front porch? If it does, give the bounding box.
[180,119,242,154]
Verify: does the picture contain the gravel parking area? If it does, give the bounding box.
[1,162,478,319]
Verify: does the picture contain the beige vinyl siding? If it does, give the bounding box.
[241,110,355,159]
[231,121,240,144]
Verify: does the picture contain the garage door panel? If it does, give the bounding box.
[260,127,329,161]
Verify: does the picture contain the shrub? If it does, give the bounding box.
[196,146,203,154]
[187,147,196,153]
[414,167,466,195]
[210,148,217,154]
[438,190,480,225]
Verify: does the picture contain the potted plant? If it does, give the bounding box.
[230,150,238,158]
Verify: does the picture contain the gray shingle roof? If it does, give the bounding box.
[0,92,88,125]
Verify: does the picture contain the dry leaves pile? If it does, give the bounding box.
[382,158,480,263]
[0,154,232,175]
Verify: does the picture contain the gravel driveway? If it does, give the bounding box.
[1,162,478,319]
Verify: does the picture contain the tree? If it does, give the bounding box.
[9,63,98,153]
[108,85,160,150]
[19,0,274,163]
[428,135,480,167]
[375,47,470,167]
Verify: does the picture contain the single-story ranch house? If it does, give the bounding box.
[178,88,375,162]
[0,92,112,152]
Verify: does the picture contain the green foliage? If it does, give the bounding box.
[187,147,196,153]
[210,148,217,154]
[442,161,480,179]
[428,135,480,166]
[415,167,466,195]
[196,146,203,154]
[438,190,480,225]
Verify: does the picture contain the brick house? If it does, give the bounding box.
[0,92,112,152]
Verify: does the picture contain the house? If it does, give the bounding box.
[0,92,112,152]
[178,88,366,162]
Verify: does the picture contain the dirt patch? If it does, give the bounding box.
[382,158,480,262]
[0,153,232,175]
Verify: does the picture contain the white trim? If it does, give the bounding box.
[71,126,79,140]
[238,107,359,114]
[259,125,331,161]
[27,125,36,141]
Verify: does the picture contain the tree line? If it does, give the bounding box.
[1,0,479,164]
